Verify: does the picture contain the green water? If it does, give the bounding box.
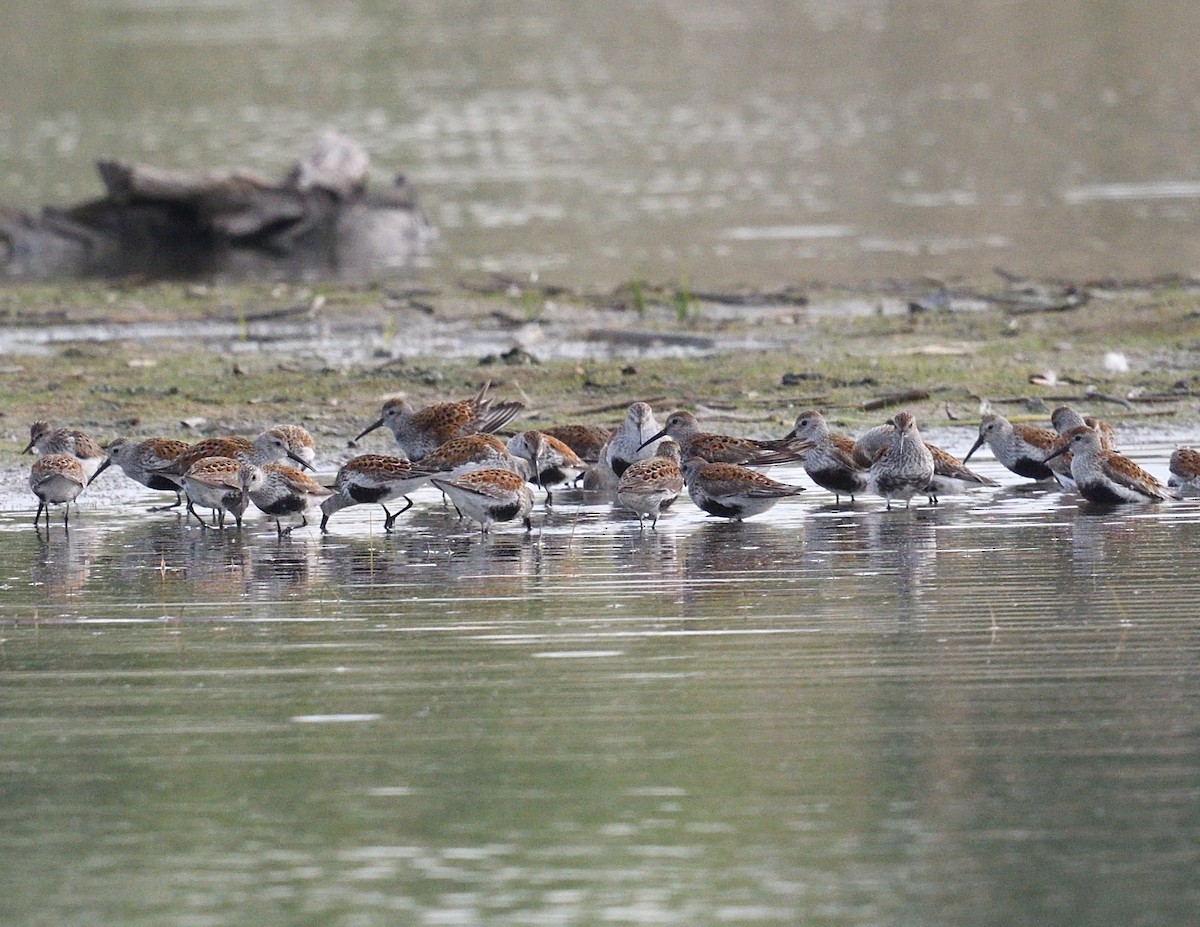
[4,2,1200,286]
[2,469,1198,925]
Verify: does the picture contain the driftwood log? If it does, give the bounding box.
[0,133,433,281]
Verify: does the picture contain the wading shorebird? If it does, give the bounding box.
[782,410,868,503]
[506,430,588,503]
[1168,447,1200,496]
[429,467,534,534]
[1044,406,1118,487]
[1045,427,1176,504]
[24,420,108,483]
[681,456,805,521]
[354,381,524,461]
[639,410,805,466]
[867,412,935,510]
[320,454,431,532]
[851,419,998,503]
[600,401,663,480]
[29,453,87,528]
[180,457,255,529]
[241,462,335,537]
[962,412,1059,482]
[166,427,316,482]
[89,436,190,509]
[616,439,684,529]
[540,423,612,464]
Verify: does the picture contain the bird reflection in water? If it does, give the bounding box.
[30,523,96,600]
[864,508,942,609]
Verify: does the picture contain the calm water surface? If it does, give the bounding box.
[5,4,1200,923]
[4,2,1200,286]
[2,454,1198,925]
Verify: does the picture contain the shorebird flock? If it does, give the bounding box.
[19,381,1200,533]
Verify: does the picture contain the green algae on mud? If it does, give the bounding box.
[1,278,1199,471]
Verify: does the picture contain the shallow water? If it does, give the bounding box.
[3,452,1199,925]
[5,2,1200,286]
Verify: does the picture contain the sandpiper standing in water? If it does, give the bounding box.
[89,436,190,509]
[601,402,663,479]
[320,454,430,532]
[1045,427,1176,504]
[354,381,523,461]
[24,420,108,483]
[962,412,1059,482]
[852,419,997,502]
[782,411,869,503]
[241,463,335,536]
[868,412,935,510]
[681,456,805,521]
[1045,406,1117,488]
[429,468,534,534]
[181,457,258,529]
[639,410,804,467]
[29,453,87,528]
[506,430,588,503]
[1168,447,1200,496]
[616,439,685,529]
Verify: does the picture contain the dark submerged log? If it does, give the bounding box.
[0,133,432,281]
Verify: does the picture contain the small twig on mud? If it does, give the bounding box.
[1083,387,1135,410]
[862,389,931,412]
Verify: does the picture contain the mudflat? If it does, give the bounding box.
[1,275,1197,477]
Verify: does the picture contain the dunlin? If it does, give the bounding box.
[429,467,534,534]
[23,420,108,482]
[320,454,429,532]
[1044,406,1117,487]
[541,423,612,463]
[90,436,190,509]
[640,410,804,466]
[616,439,684,528]
[407,433,529,514]
[867,412,935,510]
[1168,447,1200,496]
[681,456,805,521]
[268,423,317,468]
[925,443,1001,501]
[1051,405,1117,449]
[1045,427,1176,504]
[600,401,663,480]
[506,430,588,503]
[851,419,997,502]
[962,412,1059,481]
[29,453,87,528]
[180,456,253,529]
[354,381,523,461]
[241,463,335,536]
[167,427,315,482]
[851,423,898,469]
[783,411,869,503]
[415,434,525,477]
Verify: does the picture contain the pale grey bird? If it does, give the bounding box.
[867,411,935,510]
